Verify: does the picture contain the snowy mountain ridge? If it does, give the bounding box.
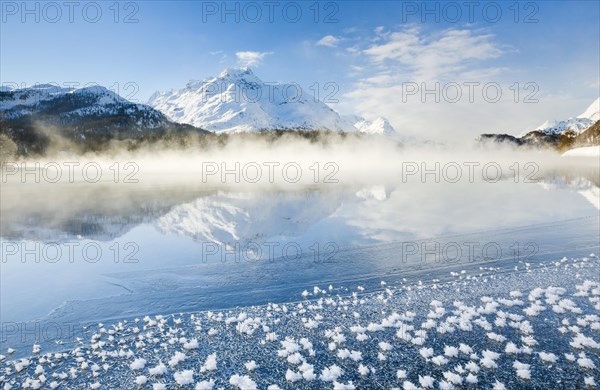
[148,68,354,133]
[1,72,404,139]
[0,84,163,125]
[0,84,207,156]
[354,117,397,136]
[148,68,403,138]
[578,97,600,121]
[520,97,600,137]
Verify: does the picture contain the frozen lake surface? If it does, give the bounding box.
[0,254,598,389]
[0,165,599,388]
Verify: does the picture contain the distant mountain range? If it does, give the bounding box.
[2,70,597,157]
[0,84,206,156]
[340,114,400,138]
[479,98,600,150]
[523,97,599,136]
[0,69,402,157]
[148,67,402,138]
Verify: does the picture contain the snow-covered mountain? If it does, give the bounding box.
[521,97,599,136]
[0,84,168,127]
[532,117,595,136]
[578,97,600,121]
[480,98,600,150]
[341,114,405,140]
[0,84,206,155]
[353,117,394,135]
[148,68,355,133]
[148,68,402,138]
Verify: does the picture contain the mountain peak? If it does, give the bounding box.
[0,82,166,125]
[181,68,258,91]
[0,82,209,154]
[218,67,254,78]
[346,116,404,140]
[148,69,355,134]
[578,97,600,121]
[147,69,404,138]
[214,67,262,86]
[2,83,71,95]
[71,85,121,98]
[524,97,600,137]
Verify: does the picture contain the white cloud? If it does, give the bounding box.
[342,83,579,143]
[317,35,342,47]
[345,46,362,57]
[339,27,522,141]
[235,51,272,67]
[372,26,389,41]
[363,28,503,80]
[374,26,385,35]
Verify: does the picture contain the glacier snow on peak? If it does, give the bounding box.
[148,68,402,137]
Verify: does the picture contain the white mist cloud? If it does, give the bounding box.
[363,27,503,81]
[317,35,342,48]
[236,51,273,67]
[337,27,544,142]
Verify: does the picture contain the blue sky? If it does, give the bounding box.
[1,0,599,139]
